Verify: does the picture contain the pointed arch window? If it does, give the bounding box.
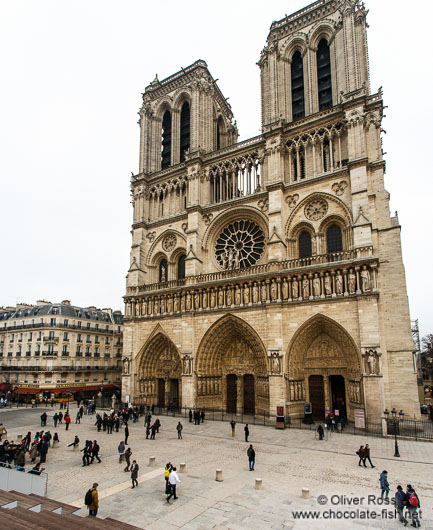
[317,38,332,110]
[180,102,190,162]
[161,110,172,169]
[159,259,168,283]
[291,50,305,121]
[177,255,186,280]
[326,224,342,254]
[299,231,312,259]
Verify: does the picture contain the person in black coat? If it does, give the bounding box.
[124,424,129,445]
[244,424,249,442]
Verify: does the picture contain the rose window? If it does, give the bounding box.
[305,199,328,221]
[215,220,265,269]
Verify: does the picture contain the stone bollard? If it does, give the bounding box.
[179,463,186,473]
[302,488,310,499]
[73,444,79,452]
[215,469,223,482]
[255,478,263,490]
[53,440,59,448]
[17,434,22,442]
[148,456,156,467]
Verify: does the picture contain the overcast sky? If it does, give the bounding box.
[1,0,432,339]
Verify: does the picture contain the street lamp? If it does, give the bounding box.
[384,408,404,457]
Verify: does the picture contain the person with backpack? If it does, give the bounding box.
[363,444,375,468]
[356,445,366,467]
[85,483,99,517]
[247,444,255,471]
[379,470,390,499]
[406,485,420,527]
[118,440,125,463]
[131,460,139,488]
[394,485,409,526]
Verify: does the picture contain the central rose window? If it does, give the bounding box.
[215,220,265,269]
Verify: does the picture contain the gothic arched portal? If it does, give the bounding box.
[286,314,362,421]
[137,329,182,408]
[195,314,269,414]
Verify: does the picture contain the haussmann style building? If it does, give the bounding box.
[0,300,123,401]
[122,0,419,423]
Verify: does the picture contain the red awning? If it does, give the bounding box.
[13,388,39,394]
[13,384,120,395]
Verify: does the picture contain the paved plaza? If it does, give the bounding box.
[1,405,433,529]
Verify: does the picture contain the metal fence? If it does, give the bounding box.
[148,407,433,440]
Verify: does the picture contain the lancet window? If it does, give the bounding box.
[326,224,343,254]
[148,177,188,221]
[180,102,190,162]
[161,110,172,169]
[177,255,186,280]
[291,50,305,121]
[317,38,332,111]
[299,231,312,259]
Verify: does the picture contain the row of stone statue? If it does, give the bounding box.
[197,377,222,396]
[288,380,305,402]
[348,381,362,403]
[125,265,375,317]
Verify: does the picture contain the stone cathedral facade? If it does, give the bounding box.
[122,0,419,422]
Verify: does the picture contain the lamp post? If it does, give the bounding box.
[384,408,404,457]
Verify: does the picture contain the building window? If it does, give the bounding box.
[17,345,21,356]
[326,224,343,254]
[180,101,190,162]
[291,50,305,120]
[105,337,110,345]
[299,231,312,258]
[9,335,14,343]
[62,345,68,355]
[86,347,91,356]
[86,335,91,343]
[77,321,81,328]
[37,331,41,340]
[161,110,172,169]
[18,333,23,342]
[95,324,99,330]
[48,331,55,340]
[77,334,82,342]
[293,146,305,180]
[64,332,68,341]
[177,255,186,280]
[77,345,82,355]
[28,332,32,341]
[95,336,99,344]
[50,318,56,326]
[159,259,168,283]
[317,38,332,110]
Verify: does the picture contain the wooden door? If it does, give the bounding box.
[309,375,325,420]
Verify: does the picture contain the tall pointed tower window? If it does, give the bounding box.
[291,51,305,120]
[161,110,172,169]
[180,102,190,162]
[317,38,332,110]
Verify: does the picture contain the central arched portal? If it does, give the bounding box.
[137,331,182,408]
[196,315,269,414]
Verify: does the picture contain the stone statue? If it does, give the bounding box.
[235,285,241,305]
[160,266,166,282]
[252,283,259,303]
[313,277,321,297]
[194,291,200,310]
[243,284,250,305]
[167,296,173,313]
[210,290,216,308]
[261,283,267,302]
[324,274,332,296]
[111,394,116,408]
[183,355,192,375]
[226,288,232,306]
[160,297,166,313]
[233,248,240,269]
[122,357,130,375]
[282,279,289,300]
[368,350,376,375]
[227,248,234,269]
[154,298,159,314]
[185,293,191,311]
[361,266,371,292]
[302,278,309,298]
[173,295,179,312]
[335,273,343,295]
[202,290,208,309]
[271,354,281,374]
[292,278,299,299]
[142,299,147,315]
[348,270,356,294]
[270,281,277,301]
[218,289,224,307]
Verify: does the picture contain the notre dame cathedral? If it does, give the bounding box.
[122,0,419,422]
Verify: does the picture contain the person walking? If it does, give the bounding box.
[64,413,71,430]
[53,413,58,428]
[230,421,236,437]
[145,424,150,439]
[317,424,325,440]
[380,470,390,499]
[67,435,80,448]
[164,462,173,494]
[166,467,180,502]
[247,444,255,471]
[357,445,366,467]
[39,440,49,464]
[124,447,132,471]
[364,444,375,468]
[131,460,139,489]
[406,485,421,527]
[188,409,192,423]
[85,483,99,517]
[176,422,183,439]
[75,410,81,424]
[124,424,129,445]
[118,440,125,463]
[58,411,63,424]
[244,424,249,442]
[394,485,409,526]
[150,423,157,440]
[40,412,47,427]
[81,441,91,466]
[155,418,161,433]
[91,440,101,464]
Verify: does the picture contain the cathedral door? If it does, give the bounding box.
[169,379,179,408]
[243,374,255,414]
[157,378,165,407]
[329,375,346,417]
[226,374,237,413]
[309,375,325,420]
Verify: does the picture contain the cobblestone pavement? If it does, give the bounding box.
[1,405,433,529]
